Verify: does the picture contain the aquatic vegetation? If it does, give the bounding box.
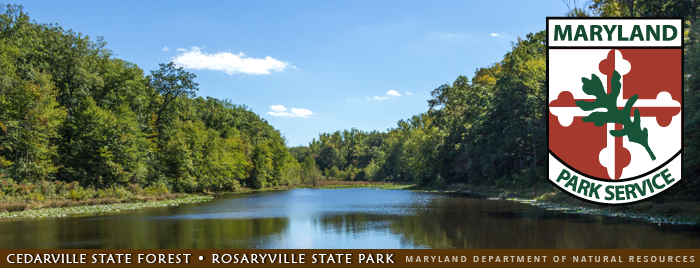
[0,195,213,219]
[505,197,699,225]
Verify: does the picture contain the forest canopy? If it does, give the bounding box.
[0,4,300,192]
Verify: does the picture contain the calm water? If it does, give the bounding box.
[1,188,699,249]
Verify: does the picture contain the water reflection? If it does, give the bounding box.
[0,189,698,249]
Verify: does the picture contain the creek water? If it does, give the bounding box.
[1,188,698,248]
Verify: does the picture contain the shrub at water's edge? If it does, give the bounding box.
[0,179,188,212]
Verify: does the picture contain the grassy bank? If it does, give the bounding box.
[0,179,205,215]
[0,195,213,219]
[1,193,185,212]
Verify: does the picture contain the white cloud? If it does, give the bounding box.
[406,92,412,95]
[386,90,401,97]
[177,48,188,52]
[437,33,468,39]
[367,90,402,101]
[490,33,501,37]
[266,105,313,118]
[270,105,287,112]
[173,47,291,75]
[162,46,170,52]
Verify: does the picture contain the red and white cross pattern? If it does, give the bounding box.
[549,49,681,180]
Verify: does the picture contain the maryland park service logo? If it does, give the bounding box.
[546,18,683,204]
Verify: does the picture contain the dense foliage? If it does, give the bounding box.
[299,0,700,201]
[0,4,301,192]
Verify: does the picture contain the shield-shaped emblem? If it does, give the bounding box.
[546,18,683,204]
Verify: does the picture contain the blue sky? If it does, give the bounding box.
[14,0,569,146]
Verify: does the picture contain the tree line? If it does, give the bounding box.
[296,0,700,201]
[0,4,302,192]
[293,31,547,189]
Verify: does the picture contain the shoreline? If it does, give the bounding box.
[410,184,700,225]
[0,181,401,219]
[262,182,700,225]
[2,181,697,225]
[0,195,213,219]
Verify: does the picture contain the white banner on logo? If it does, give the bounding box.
[548,153,681,204]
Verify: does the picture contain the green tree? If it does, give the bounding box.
[0,70,66,181]
[300,155,322,185]
[251,141,274,188]
[149,62,198,126]
[58,98,147,187]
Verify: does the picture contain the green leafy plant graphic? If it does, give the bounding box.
[575,71,656,160]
